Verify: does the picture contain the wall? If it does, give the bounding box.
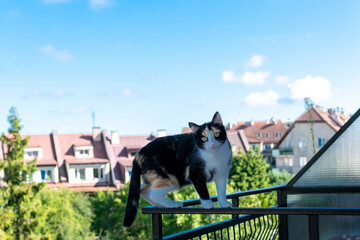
[67,163,110,183]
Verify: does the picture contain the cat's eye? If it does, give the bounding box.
[214,132,220,138]
[201,136,208,142]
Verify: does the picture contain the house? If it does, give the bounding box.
[104,130,155,187]
[274,106,350,174]
[228,119,289,165]
[0,128,117,192]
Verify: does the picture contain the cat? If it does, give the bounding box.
[123,112,232,228]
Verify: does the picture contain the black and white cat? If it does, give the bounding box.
[123,112,232,227]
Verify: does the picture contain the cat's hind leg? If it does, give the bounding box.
[140,183,157,206]
[149,174,183,208]
[148,186,183,208]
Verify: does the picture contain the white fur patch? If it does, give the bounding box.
[199,138,232,182]
[200,199,214,209]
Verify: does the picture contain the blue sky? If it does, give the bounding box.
[1,0,360,135]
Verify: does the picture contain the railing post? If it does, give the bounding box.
[277,188,288,240]
[232,197,239,218]
[151,213,163,240]
[308,215,319,240]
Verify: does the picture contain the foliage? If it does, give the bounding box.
[304,97,316,155]
[0,107,45,240]
[90,184,152,240]
[229,148,291,207]
[34,187,93,240]
[229,148,271,207]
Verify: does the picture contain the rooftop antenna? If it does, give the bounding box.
[92,112,95,128]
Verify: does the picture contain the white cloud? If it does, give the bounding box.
[246,55,265,67]
[222,70,270,85]
[244,90,280,107]
[89,0,114,10]
[241,71,270,85]
[40,45,74,62]
[275,76,290,84]
[222,70,237,83]
[289,75,332,102]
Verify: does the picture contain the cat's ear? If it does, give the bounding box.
[212,112,223,125]
[189,122,200,133]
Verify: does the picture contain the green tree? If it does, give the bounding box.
[35,187,93,240]
[229,149,291,207]
[90,185,152,240]
[0,107,45,240]
[229,148,270,191]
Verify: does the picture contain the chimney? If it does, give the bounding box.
[93,127,101,142]
[329,109,341,126]
[157,129,167,137]
[245,121,254,126]
[111,131,120,145]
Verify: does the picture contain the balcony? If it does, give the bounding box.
[143,185,360,240]
[272,148,294,157]
[143,107,360,240]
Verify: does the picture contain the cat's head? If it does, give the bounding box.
[188,112,228,151]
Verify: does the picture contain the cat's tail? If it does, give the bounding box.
[123,159,142,228]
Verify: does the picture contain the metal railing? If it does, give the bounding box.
[142,185,360,240]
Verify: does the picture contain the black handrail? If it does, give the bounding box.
[176,184,287,207]
[142,185,360,240]
[143,206,360,215]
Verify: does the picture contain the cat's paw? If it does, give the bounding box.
[201,199,214,209]
[219,200,232,208]
[175,201,184,208]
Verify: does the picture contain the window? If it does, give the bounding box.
[24,148,42,160]
[299,139,306,149]
[256,132,261,138]
[74,146,93,158]
[26,151,38,159]
[300,157,307,167]
[41,170,52,181]
[265,144,271,150]
[284,158,294,167]
[274,132,282,138]
[93,168,104,180]
[264,133,269,138]
[318,138,327,148]
[79,149,90,157]
[130,151,137,157]
[126,167,132,176]
[75,168,85,180]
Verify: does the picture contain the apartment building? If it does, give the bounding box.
[228,119,289,165]
[274,107,350,174]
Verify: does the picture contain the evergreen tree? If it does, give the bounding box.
[229,148,270,191]
[0,107,45,239]
[229,148,272,207]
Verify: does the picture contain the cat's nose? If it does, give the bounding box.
[211,142,215,147]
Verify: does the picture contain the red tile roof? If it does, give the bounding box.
[296,107,350,131]
[229,120,288,144]
[2,134,58,166]
[26,134,58,165]
[58,133,109,164]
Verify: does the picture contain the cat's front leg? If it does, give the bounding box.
[191,177,214,209]
[215,177,232,208]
